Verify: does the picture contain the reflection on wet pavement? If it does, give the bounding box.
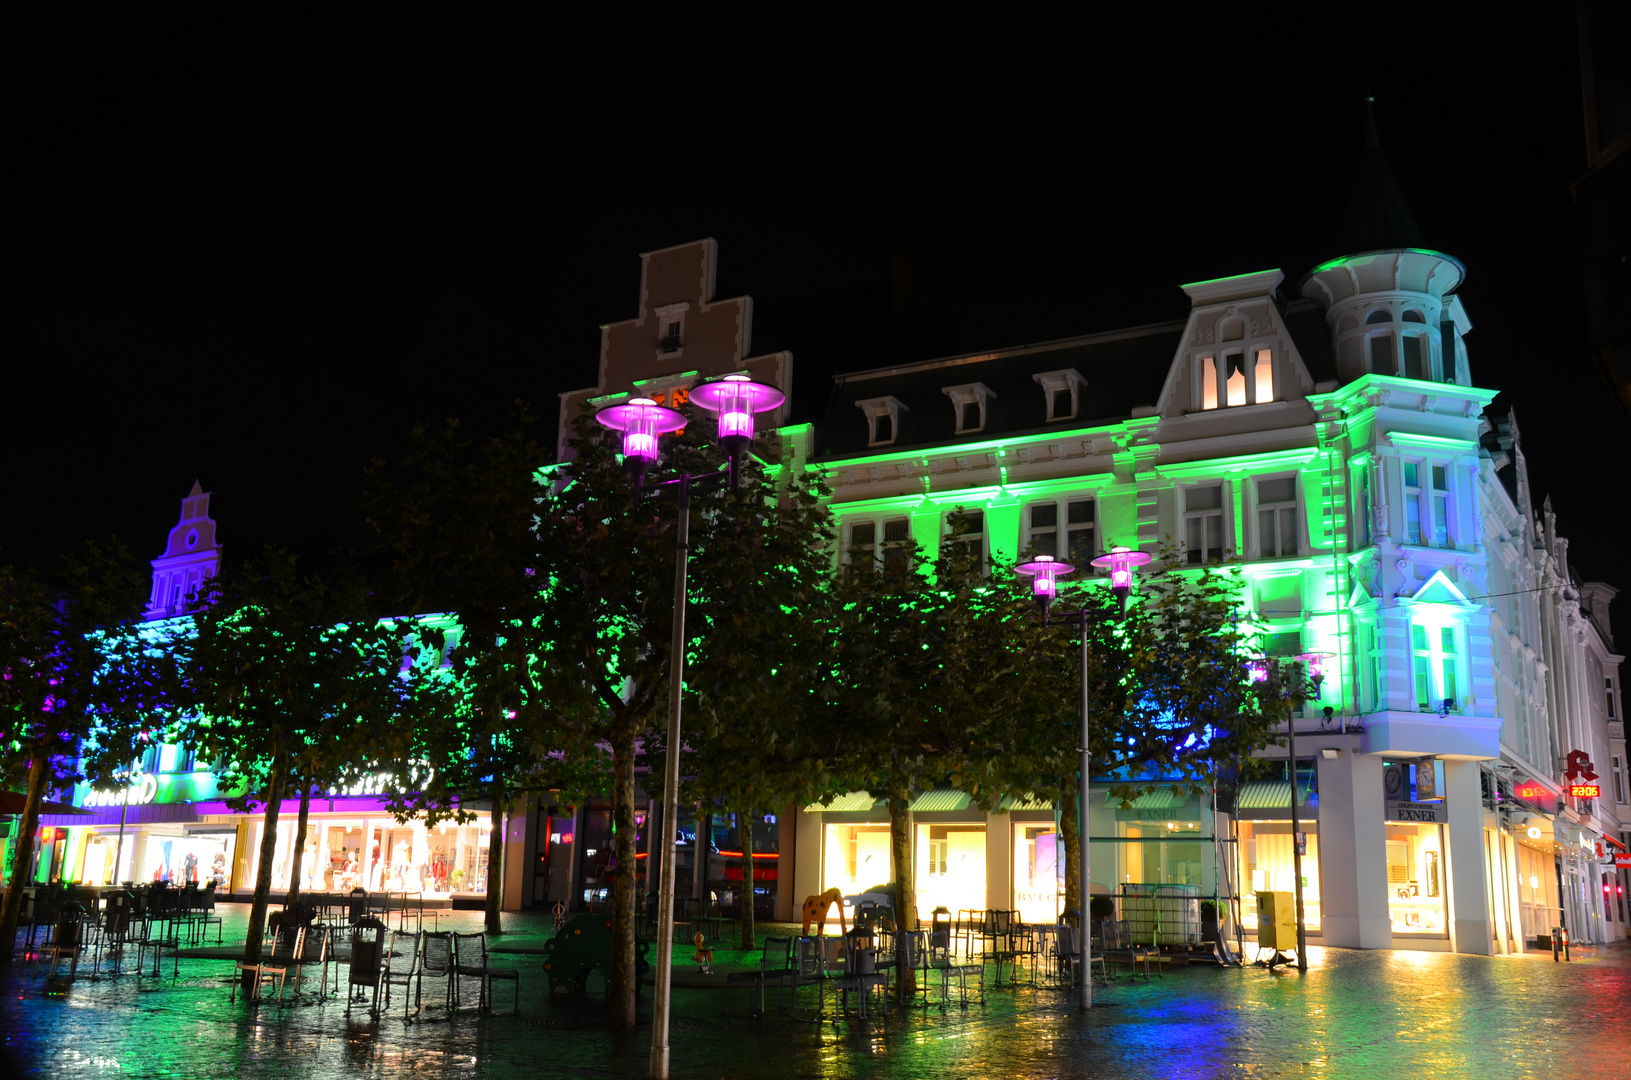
[6,906,1629,1079]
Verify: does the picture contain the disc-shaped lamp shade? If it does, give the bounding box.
[1247,659,1270,683]
[594,397,686,477]
[687,375,785,457]
[1296,651,1334,698]
[1015,554,1074,614]
[1090,546,1152,610]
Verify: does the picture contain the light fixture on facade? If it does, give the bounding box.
[1319,747,1342,759]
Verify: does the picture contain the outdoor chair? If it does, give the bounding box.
[416,932,456,1015]
[724,935,793,1018]
[90,897,135,978]
[289,924,332,1003]
[452,931,519,1014]
[194,883,223,944]
[1105,919,1158,979]
[32,906,87,980]
[787,937,830,1021]
[379,931,423,1020]
[135,912,181,980]
[984,910,1023,986]
[344,924,386,1015]
[232,923,304,1005]
[927,920,984,1008]
[831,931,888,1022]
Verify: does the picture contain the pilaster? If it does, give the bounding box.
[1316,746,1393,948]
[1444,759,1492,954]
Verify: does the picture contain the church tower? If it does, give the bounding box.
[1301,104,1472,387]
[144,481,222,620]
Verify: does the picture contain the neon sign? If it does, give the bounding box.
[1569,784,1600,799]
[83,772,158,808]
[1513,779,1546,800]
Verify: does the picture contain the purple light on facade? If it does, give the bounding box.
[687,375,784,453]
[1016,554,1074,611]
[1248,659,1269,683]
[594,397,686,475]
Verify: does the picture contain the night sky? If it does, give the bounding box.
[9,12,1626,623]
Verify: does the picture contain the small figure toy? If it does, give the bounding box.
[692,931,713,974]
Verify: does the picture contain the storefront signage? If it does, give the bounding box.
[83,772,159,808]
[1512,778,1546,800]
[1386,800,1446,824]
[1615,852,1631,868]
[1563,750,1598,784]
[1568,784,1600,799]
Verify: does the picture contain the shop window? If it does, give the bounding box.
[823,823,891,922]
[1386,822,1447,934]
[1184,484,1225,565]
[1236,821,1321,932]
[1013,823,1063,924]
[1256,476,1299,558]
[915,823,986,923]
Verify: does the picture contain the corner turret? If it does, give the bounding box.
[144,481,221,620]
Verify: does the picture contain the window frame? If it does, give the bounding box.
[651,302,688,356]
[856,396,908,448]
[1196,348,1274,411]
[1409,617,1466,713]
[1181,482,1228,566]
[942,508,988,572]
[1033,368,1086,423]
[942,383,997,436]
[1252,473,1301,559]
[1021,495,1099,566]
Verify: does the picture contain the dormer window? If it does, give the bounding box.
[1198,349,1273,410]
[1033,369,1086,423]
[857,396,908,447]
[942,382,996,435]
[652,302,688,355]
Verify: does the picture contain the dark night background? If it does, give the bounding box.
[8,11,1627,620]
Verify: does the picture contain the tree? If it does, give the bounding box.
[364,409,607,935]
[656,438,839,951]
[176,546,423,971]
[0,540,158,963]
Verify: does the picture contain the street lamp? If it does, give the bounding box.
[1015,544,1149,1012]
[1250,651,1328,972]
[594,374,784,1080]
[109,765,135,887]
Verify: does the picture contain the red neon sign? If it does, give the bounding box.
[1569,784,1601,799]
[1513,779,1546,799]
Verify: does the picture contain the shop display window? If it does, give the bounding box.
[1237,821,1322,931]
[915,823,986,922]
[1115,820,1206,890]
[1013,823,1063,924]
[1385,822,1446,934]
[823,823,891,916]
[245,815,491,896]
[140,833,233,887]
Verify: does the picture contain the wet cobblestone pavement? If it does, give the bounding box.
[6,906,1630,1079]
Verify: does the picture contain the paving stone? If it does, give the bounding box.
[5,904,1628,1078]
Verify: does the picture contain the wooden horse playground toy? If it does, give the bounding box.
[692,932,714,974]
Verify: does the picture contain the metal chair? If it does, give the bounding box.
[135,912,181,979]
[724,935,792,1018]
[344,924,386,1015]
[787,937,830,1021]
[927,918,984,1008]
[416,932,456,1015]
[379,931,423,1020]
[831,931,888,1022]
[232,923,304,1004]
[32,906,87,980]
[90,895,135,978]
[289,924,332,1003]
[452,931,519,1014]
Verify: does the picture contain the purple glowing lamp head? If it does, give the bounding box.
[1090,545,1152,611]
[1248,658,1270,683]
[594,397,686,479]
[687,375,785,459]
[1015,554,1074,616]
[1296,651,1333,698]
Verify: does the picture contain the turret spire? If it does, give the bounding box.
[1332,98,1425,256]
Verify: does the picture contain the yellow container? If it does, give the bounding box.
[1255,890,1297,950]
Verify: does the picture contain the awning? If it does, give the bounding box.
[999,794,1054,811]
[1235,782,1317,816]
[908,790,972,812]
[1103,790,1185,810]
[804,791,879,813]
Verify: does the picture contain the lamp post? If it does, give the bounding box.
[1015,544,1149,1012]
[1250,651,1327,972]
[110,765,134,887]
[595,374,783,1080]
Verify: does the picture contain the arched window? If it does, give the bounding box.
[1402,310,1426,324]
[1366,309,1393,324]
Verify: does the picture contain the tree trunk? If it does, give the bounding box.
[888,788,916,998]
[888,790,915,932]
[607,722,638,1031]
[1059,781,1080,921]
[738,808,755,951]
[484,797,505,936]
[0,753,50,965]
[242,754,288,976]
[286,772,311,905]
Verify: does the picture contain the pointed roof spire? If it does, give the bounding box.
[188,479,204,496]
[1331,97,1425,256]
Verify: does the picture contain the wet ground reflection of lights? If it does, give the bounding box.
[5,913,1629,1079]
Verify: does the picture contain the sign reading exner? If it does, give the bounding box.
[1386,800,1447,824]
